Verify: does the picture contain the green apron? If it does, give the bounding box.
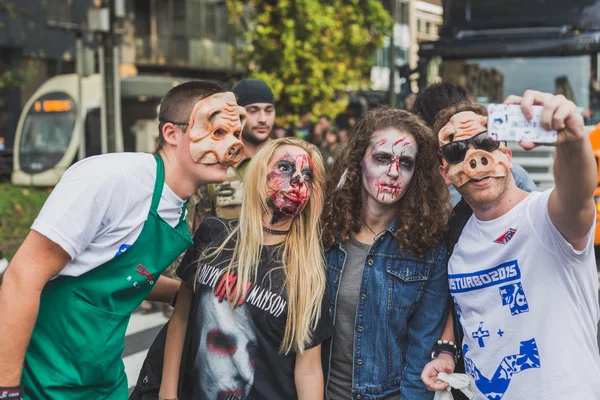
[22,155,193,399]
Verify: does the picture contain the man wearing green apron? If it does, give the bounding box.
[0,81,248,399]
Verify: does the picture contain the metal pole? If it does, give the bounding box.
[150,0,158,63]
[98,44,108,154]
[113,44,123,152]
[102,0,117,152]
[103,36,116,152]
[389,0,397,108]
[76,37,86,160]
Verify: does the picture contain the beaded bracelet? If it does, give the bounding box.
[430,339,459,364]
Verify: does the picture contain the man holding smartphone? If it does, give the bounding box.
[422,91,600,399]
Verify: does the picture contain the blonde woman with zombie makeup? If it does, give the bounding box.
[321,108,452,399]
[133,138,332,400]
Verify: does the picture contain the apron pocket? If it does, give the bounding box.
[51,295,130,387]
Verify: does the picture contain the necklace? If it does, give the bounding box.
[362,217,385,236]
[263,226,290,236]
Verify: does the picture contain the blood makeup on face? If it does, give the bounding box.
[266,149,314,224]
[361,130,417,203]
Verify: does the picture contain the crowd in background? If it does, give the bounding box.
[273,95,415,175]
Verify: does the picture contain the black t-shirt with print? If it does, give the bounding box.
[176,217,332,400]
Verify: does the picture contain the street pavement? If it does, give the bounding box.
[123,311,169,393]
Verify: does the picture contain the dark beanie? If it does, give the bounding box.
[232,79,275,107]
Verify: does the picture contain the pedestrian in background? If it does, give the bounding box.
[289,109,313,141]
[320,126,341,172]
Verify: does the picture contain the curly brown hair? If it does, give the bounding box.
[321,107,451,254]
[433,102,487,139]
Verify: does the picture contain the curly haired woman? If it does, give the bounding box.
[321,107,452,400]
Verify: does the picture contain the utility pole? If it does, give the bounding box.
[388,0,397,108]
[46,2,90,160]
[100,0,124,153]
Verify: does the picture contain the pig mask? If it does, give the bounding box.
[439,111,511,187]
[188,92,247,166]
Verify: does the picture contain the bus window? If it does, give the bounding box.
[19,93,76,174]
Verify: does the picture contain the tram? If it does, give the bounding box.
[11,74,189,186]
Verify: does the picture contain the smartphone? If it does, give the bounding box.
[487,104,558,144]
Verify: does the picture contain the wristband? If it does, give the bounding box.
[0,385,24,399]
[431,339,459,364]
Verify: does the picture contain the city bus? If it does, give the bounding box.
[11,74,190,186]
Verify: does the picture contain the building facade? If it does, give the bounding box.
[0,0,236,150]
[410,0,443,90]
[370,0,411,95]
[369,0,443,99]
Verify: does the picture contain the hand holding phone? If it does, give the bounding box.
[487,104,558,144]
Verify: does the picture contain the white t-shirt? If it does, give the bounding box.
[449,189,600,400]
[32,152,186,277]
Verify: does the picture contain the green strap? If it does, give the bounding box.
[153,155,189,226]
[178,201,188,224]
[151,155,166,212]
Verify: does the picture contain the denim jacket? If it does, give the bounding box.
[323,218,449,400]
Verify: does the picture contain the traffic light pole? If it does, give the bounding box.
[388,0,397,108]
[100,0,123,153]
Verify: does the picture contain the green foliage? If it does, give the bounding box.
[227,0,392,123]
[0,183,50,260]
[0,59,40,92]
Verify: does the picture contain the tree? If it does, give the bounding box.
[226,0,392,122]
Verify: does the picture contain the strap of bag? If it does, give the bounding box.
[445,198,473,399]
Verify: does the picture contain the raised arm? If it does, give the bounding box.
[159,282,193,399]
[0,231,71,386]
[504,91,596,250]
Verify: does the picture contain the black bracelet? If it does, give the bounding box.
[431,339,459,364]
[0,385,24,399]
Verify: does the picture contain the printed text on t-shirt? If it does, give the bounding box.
[448,260,520,294]
[197,264,287,317]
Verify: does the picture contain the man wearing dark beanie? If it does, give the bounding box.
[189,78,276,226]
[232,78,276,155]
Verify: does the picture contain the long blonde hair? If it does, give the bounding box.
[197,137,326,354]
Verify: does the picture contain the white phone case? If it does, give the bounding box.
[487,104,557,143]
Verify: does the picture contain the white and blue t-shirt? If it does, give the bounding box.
[450,189,600,400]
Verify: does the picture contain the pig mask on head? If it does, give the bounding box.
[188,92,247,166]
[439,111,511,187]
